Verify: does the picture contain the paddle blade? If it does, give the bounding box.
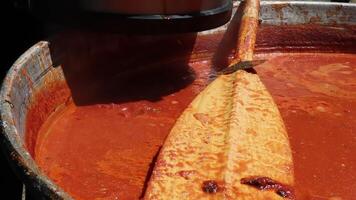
[144,70,294,200]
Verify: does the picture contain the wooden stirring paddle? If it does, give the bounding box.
[144,0,295,199]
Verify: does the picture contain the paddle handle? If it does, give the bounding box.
[235,0,260,62]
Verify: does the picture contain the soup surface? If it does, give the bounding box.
[30,53,356,200]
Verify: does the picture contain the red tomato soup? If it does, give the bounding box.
[27,53,356,200]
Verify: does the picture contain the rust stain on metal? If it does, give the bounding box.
[25,81,71,156]
[271,3,290,21]
[326,5,343,17]
[309,15,322,24]
[271,3,289,13]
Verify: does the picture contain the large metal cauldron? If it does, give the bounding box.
[1,1,356,199]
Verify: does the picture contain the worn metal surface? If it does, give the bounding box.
[259,1,356,25]
[0,42,72,199]
[0,2,355,200]
[203,1,356,34]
